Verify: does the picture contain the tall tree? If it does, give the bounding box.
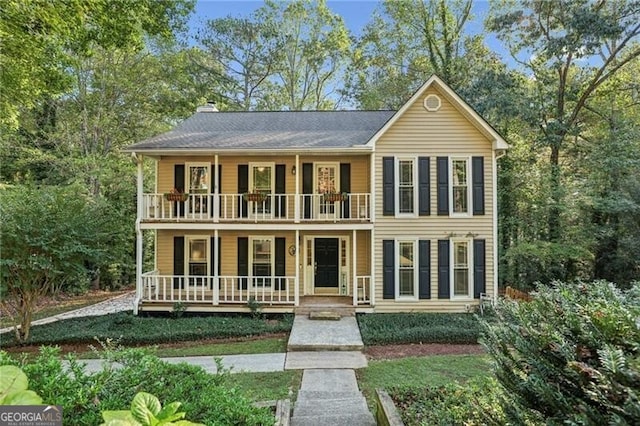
[196,17,282,110]
[257,0,351,110]
[487,0,640,241]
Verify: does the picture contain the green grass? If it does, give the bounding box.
[0,312,293,347]
[231,370,302,402]
[356,354,491,407]
[357,312,483,345]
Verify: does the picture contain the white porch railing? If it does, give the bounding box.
[355,276,372,305]
[141,193,370,222]
[141,273,297,305]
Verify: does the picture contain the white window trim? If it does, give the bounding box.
[449,156,472,217]
[450,238,474,299]
[395,157,418,217]
[185,235,210,286]
[314,162,341,194]
[185,163,211,194]
[249,236,275,288]
[248,162,275,193]
[395,239,419,301]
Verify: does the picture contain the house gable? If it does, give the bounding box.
[367,75,509,152]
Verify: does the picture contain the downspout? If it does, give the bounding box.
[492,149,499,303]
[134,152,143,315]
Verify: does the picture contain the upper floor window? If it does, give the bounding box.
[451,158,469,215]
[395,158,416,215]
[250,163,274,215]
[187,164,210,215]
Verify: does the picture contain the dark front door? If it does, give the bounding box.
[314,238,339,287]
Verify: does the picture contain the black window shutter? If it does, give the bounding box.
[237,237,248,290]
[209,236,221,289]
[472,156,485,215]
[237,165,248,218]
[418,157,430,216]
[275,237,286,290]
[438,240,450,298]
[382,157,394,216]
[302,163,313,219]
[418,240,431,299]
[340,163,351,219]
[275,165,286,218]
[173,236,184,289]
[474,239,486,298]
[174,164,185,217]
[436,157,449,215]
[383,240,395,299]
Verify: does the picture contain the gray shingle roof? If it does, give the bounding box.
[126,110,396,151]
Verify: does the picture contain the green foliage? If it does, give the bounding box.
[357,313,481,345]
[247,297,263,319]
[0,185,107,341]
[0,365,43,405]
[503,241,593,290]
[0,347,274,426]
[101,391,204,426]
[389,377,505,426]
[480,280,640,425]
[0,312,293,347]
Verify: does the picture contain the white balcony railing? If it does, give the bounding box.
[141,273,298,305]
[141,193,370,222]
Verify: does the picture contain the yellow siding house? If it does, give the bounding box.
[124,75,508,314]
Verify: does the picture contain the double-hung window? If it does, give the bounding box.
[396,158,416,215]
[250,237,273,287]
[451,158,469,215]
[396,240,417,299]
[187,237,208,286]
[452,239,472,298]
[249,163,274,216]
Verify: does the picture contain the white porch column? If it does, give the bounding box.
[295,229,300,306]
[370,229,375,306]
[352,229,357,306]
[294,154,300,223]
[214,229,219,304]
[214,154,219,222]
[134,153,144,315]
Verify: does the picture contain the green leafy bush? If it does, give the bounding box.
[0,312,293,347]
[480,280,640,425]
[0,365,43,405]
[0,347,274,425]
[101,391,203,426]
[503,241,593,290]
[357,313,481,345]
[389,377,505,425]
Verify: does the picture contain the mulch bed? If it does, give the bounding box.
[365,343,485,360]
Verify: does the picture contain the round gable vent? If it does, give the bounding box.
[423,94,441,112]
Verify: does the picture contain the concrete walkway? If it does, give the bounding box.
[287,316,364,351]
[0,291,135,334]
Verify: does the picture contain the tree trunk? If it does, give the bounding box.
[548,145,561,241]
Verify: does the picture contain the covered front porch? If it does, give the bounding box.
[136,229,374,312]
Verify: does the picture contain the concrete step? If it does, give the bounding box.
[299,369,360,393]
[296,390,364,401]
[293,398,369,416]
[287,316,364,352]
[290,413,376,426]
[285,351,367,370]
[309,311,341,320]
[294,306,356,317]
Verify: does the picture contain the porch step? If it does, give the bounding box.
[309,311,341,320]
[294,306,356,317]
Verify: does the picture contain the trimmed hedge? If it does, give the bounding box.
[0,312,293,347]
[357,313,482,345]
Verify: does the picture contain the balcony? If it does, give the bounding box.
[141,193,371,223]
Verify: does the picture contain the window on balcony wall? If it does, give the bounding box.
[187,164,209,215]
[187,237,208,286]
[250,237,273,287]
[250,163,274,216]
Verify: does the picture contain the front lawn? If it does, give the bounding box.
[0,312,293,348]
[232,370,302,402]
[356,354,491,407]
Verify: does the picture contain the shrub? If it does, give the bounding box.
[480,280,640,425]
[0,347,274,425]
[357,313,482,345]
[0,312,293,347]
[389,377,505,425]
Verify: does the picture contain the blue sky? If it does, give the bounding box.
[191,0,507,58]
